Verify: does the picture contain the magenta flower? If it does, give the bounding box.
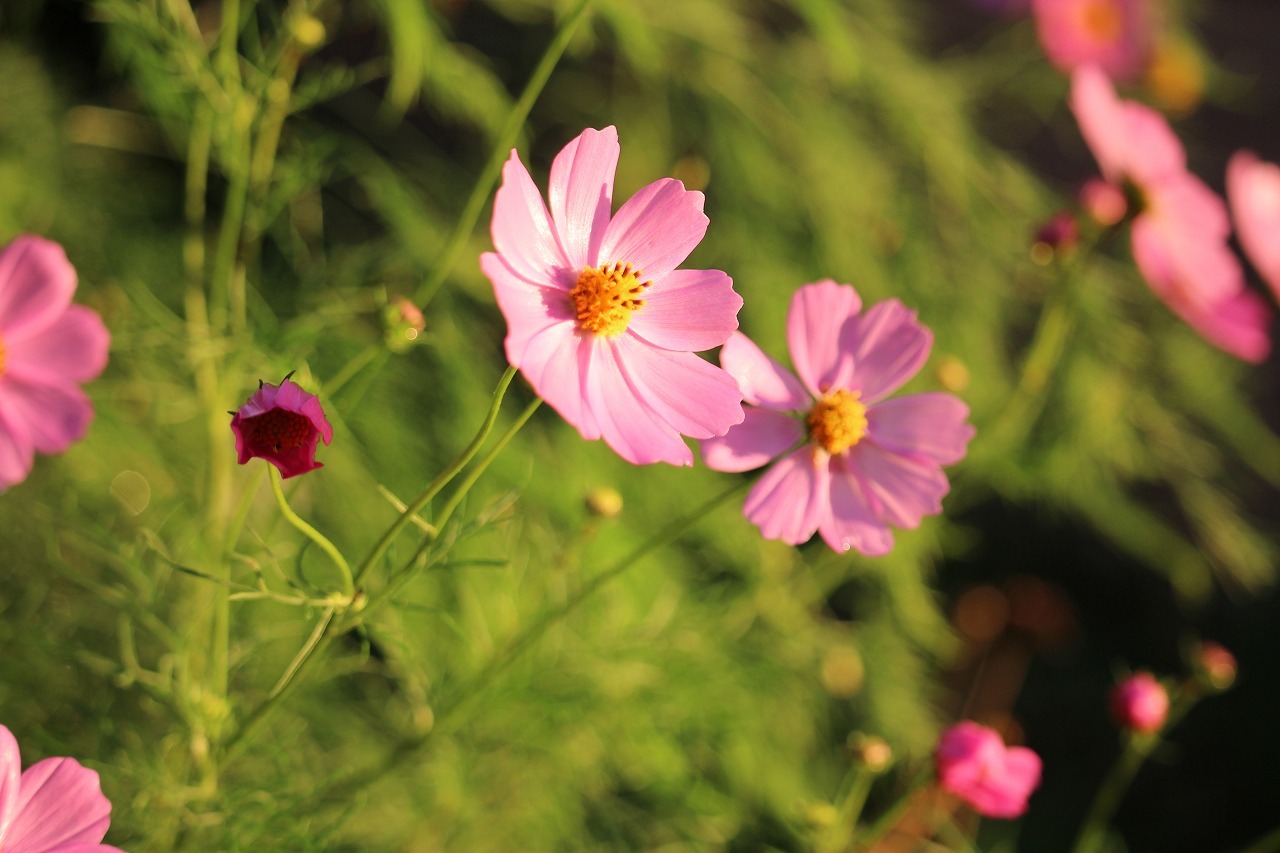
[1032,0,1152,81]
[0,724,124,852]
[480,126,744,466]
[700,281,973,555]
[935,721,1042,819]
[1071,66,1271,362]
[1227,150,1280,301]
[0,235,110,491]
[1109,672,1169,733]
[230,376,333,479]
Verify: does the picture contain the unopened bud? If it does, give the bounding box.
[1032,211,1079,264]
[803,802,838,828]
[1110,672,1169,734]
[1079,179,1128,227]
[820,645,865,698]
[1195,641,1237,691]
[847,733,892,772]
[289,13,327,50]
[384,297,426,352]
[585,486,623,518]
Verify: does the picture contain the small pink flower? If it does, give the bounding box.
[0,724,125,852]
[1032,0,1152,81]
[1227,150,1280,301]
[1109,671,1169,733]
[935,721,1042,819]
[1071,66,1271,362]
[700,281,974,555]
[480,126,744,466]
[0,235,110,491]
[1079,178,1128,227]
[230,375,333,479]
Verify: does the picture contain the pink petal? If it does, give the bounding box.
[6,757,111,851]
[597,178,709,283]
[0,408,35,491]
[518,323,597,442]
[548,127,619,270]
[786,280,860,397]
[1032,0,1151,82]
[1228,150,1280,299]
[5,306,109,385]
[0,378,94,455]
[866,393,974,465]
[742,447,830,545]
[0,236,77,340]
[583,337,693,465]
[491,150,571,283]
[483,252,575,368]
[1070,65,1128,183]
[0,726,20,842]
[1173,287,1271,364]
[612,335,744,441]
[842,299,932,403]
[701,408,804,473]
[628,268,741,352]
[821,455,894,555]
[1120,101,1186,187]
[719,332,810,412]
[849,441,950,529]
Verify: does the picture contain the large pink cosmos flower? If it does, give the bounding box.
[0,724,125,852]
[230,376,333,479]
[1071,66,1271,362]
[480,126,744,466]
[1227,150,1280,301]
[700,281,973,555]
[0,235,110,492]
[934,721,1042,819]
[1033,0,1152,81]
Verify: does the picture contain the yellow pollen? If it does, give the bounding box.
[1077,0,1123,42]
[570,262,651,337]
[806,389,868,455]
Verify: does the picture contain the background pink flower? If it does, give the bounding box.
[230,376,333,479]
[701,280,973,555]
[1109,672,1169,733]
[935,721,1042,819]
[1033,0,1152,81]
[1227,150,1280,301]
[480,126,744,466]
[1071,66,1271,362]
[0,724,124,852]
[0,235,110,491]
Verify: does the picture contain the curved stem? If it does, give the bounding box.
[852,764,933,851]
[413,0,595,307]
[270,467,354,598]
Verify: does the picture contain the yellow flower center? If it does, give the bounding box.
[1077,0,1123,42]
[806,389,868,455]
[570,262,650,337]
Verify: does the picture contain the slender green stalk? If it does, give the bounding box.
[353,365,518,585]
[325,342,382,398]
[413,0,595,307]
[819,768,877,853]
[852,765,933,851]
[269,467,354,598]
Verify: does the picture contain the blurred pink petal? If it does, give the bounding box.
[935,721,1042,819]
[614,337,744,441]
[821,457,894,555]
[842,299,933,404]
[491,152,571,283]
[1071,66,1183,186]
[851,441,951,529]
[866,394,975,465]
[629,268,741,352]
[0,236,76,339]
[598,178,708,282]
[230,377,333,479]
[1228,150,1280,299]
[6,758,111,852]
[0,726,19,841]
[719,331,810,411]
[0,407,35,491]
[0,379,93,454]
[786,279,860,397]
[584,338,693,466]
[4,306,109,385]
[743,447,829,545]
[701,408,804,473]
[548,126,618,269]
[1033,0,1152,81]
[1110,672,1169,733]
[1079,178,1127,226]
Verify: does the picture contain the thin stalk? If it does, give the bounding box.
[325,342,381,398]
[852,765,933,851]
[269,467,354,598]
[414,0,595,307]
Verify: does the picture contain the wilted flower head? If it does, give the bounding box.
[230,374,333,479]
[935,721,1042,819]
[0,234,110,491]
[480,126,744,466]
[1071,66,1271,362]
[701,281,973,555]
[0,724,124,852]
[1033,0,1153,81]
[1110,671,1169,733]
[1227,150,1280,302]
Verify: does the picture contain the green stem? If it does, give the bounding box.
[819,767,878,853]
[852,765,933,851]
[353,365,517,585]
[325,342,382,398]
[413,0,595,307]
[269,467,354,598]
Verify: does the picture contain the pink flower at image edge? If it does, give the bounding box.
[480,126,744,466]
[1033,0,1152,82]
[700,280,974,556]
[0,724,124,852]
[0,235,110,491]
[1227,150,1280,302]
[935,721,1042,819]
[230,377,333,479]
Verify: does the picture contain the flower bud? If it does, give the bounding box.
[1110,671,1169,733]
[847,733,892,772]
[1194,642,1237,691]
[1032,211,1079,264]
[1079,179,1128,227]
[384,297,426,352]
[585,486,623,518]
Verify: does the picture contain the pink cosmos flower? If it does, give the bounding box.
[230,376,333,479]
[1227,150,1280,301]
[0,724,125,852]
[0,235,110,491]
[934,721,1042,819]
[1071,66,1271,362]
[1109,671,1169,733]
[480,126,744,466]
[700,281,974,555]
[1032,0,1152,82]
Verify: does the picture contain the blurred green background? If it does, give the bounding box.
[0,0,1278,850]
